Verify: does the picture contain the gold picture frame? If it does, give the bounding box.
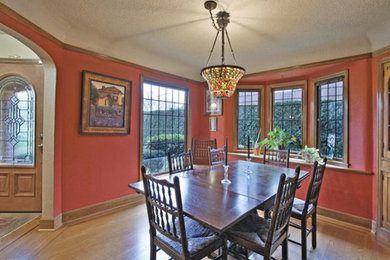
[81,70,132,134]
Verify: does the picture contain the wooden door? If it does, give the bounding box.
[0,75,43,211]
[381,63,390,229]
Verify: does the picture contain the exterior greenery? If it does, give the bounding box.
[237,90,260,148]
[142,83,187,173]
[273,100,302,149]
[317,78,344,160]
[271,88,303,151]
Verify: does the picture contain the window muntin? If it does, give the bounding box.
[0,76,35,166]
[237,90,260,149]
[142,81,187,174]
[316,76,344,160]
[272,88,303,148]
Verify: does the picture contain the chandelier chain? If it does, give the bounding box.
[206,30,220,66]
[209,9,220,31]
[225,30,238,65]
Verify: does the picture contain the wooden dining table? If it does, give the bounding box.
[128,160,309,233]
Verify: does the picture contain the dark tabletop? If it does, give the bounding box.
[129,160,309,233]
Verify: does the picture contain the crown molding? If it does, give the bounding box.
[0,3,202,85]
[2,3,390,83]
[372,45,390,57]
[244,53,372,79]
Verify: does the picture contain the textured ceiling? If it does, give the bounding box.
[1,0,390,80]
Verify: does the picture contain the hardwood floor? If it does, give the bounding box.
[1,203,389,260]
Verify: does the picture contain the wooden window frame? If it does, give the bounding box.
[139,76,190,176]
[310,70,349,167]
[233,85,265,151]
[268,80,308,153]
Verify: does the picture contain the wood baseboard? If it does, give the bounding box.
[62,193,144,225]
[39,214,62,230]
[317,207,372,230]
[0,216,40,251]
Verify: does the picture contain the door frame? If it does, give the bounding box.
[0,24,58,229]
[376,56,390,234]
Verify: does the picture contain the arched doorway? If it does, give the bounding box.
[0,75,42,211]
[0,24,58,229]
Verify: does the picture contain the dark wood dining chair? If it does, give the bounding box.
[289,158,327,260]
[192,138,217,165]
[168,149,194,174]
[208,147,226,165]
[226,166,301,260]
[263,147,290,168]
[141,166,226,260]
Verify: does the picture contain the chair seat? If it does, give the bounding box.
[291,198,314,218]
[156,216,220,256]
[227,213,270,249]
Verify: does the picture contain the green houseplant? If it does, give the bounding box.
[300,145,321,163]
[258,127,294,150]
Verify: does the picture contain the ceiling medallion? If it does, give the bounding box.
[201,0,245,99]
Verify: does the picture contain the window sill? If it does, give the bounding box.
[228,152,373,175]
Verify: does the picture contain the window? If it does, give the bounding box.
[0,76,35,166]
[315,72,348,162]
[142,81,187,174]
[270,81,307,149]
[236,89,262,149]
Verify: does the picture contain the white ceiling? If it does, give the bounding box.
[0,30,39,59]
[1,0,390,80]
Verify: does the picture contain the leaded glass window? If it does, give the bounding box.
[142,81,187,174]
[316,76,344,160]
[0,76,35,166]
[272,88,303,148]
[237,90,260,148]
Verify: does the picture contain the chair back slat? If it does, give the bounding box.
[168,149,194,174]
[267,167,300,244]
[304,158,327,213]
[141,166,188,249]
[208,147,226,165]
[192,139,217,164]
[263,147,290,168]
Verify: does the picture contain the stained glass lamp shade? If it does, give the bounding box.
[201,65,245,99]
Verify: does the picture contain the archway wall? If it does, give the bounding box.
[0,8,209,217]
[0,8,65,219]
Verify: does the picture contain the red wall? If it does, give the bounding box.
[0,9,208,215]
[60,50,208,212]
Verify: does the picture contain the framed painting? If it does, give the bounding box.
[209,117,217,131]
[205,88,223,115]
[81,70,132,134]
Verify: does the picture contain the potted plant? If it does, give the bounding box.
[300,145,321,163]
[258,127,295,150]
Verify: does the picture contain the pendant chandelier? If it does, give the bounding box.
[201,0,245,99]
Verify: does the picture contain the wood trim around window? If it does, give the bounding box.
[376,56,390,232]
[233,85,265,151]
[268,80,308,149]
[138,76,190,178]
[310,70,349,167]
